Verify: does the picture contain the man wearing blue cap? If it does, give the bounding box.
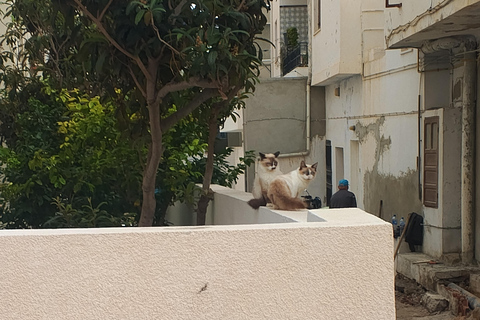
[330,179,357,208]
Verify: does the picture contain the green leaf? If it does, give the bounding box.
[135,10,146,25]
[207,50,217,67]
[95,52,107,74]
[144,11,152,25]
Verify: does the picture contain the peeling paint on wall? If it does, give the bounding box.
[355,117,422,219]
[355,116,391,172]
[364,169,422,221]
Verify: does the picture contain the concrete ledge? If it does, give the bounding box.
[0,185,396,319]
[396,252,480,292]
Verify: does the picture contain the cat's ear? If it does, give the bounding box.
[259,152,266,159]
[274,151,280,158]
[300,160,306,168]
[312,162,318,170]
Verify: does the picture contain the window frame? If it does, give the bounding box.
[423,116,439,208]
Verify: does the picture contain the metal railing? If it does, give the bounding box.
[282,42,308,76]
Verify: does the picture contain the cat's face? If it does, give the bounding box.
[299,161,317,180]
[259,152,280,171]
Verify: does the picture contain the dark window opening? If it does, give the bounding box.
[326,140,332,206]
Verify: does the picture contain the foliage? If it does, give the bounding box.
[45,197,137,228]
[155,110,255,225]
[193,148,255,187]
[1,0,270,226]
[0,81,144,228]
[0,79,254,228]
[1,0,269,111]
[286,27,299,48]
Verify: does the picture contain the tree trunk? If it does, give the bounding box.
[196,107,219,225]
[139,103,163,227]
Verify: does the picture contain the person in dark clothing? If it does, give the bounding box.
[330,179,357,208]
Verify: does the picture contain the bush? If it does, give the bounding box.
[286,27,299,48]
[0,83,143,228]
[0,80,255,228]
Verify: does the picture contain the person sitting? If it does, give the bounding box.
[330,179,357,208]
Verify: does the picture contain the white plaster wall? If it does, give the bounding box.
[384,0,480,46]
[324,47,421,210]
[422,106,462,258]
[311,0,362,85]
[270,2,281,77]
[361,1,386,62]
[384,0,432,35]
[220,112,247,191]
[325,76,363,201]
[312,0,341,79]
[0,187,395,320]
[210,184,299,224]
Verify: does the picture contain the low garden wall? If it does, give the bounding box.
[0,184,395,319]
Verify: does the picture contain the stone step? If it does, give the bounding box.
[396,252,478,292]
[396,252,480,316]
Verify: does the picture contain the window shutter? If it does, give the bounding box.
[423,116,439,208]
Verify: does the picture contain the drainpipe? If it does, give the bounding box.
[279,2,312,158]
[418,94,422,201]
[279,82,311,158]
[461,46,476,265]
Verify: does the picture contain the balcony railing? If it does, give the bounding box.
[282,42,308,76]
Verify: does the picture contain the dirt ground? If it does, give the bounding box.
[396,291,458,319]
[395,275,479,320]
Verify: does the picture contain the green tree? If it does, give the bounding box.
[0,81,144,228]
[2,0,269,226]
[0,78,254,228]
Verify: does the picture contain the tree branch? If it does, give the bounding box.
[99,0,114,21]
[211,84,242,113]
[172,0,188,17]
[160,89,218,132]
[128,64,147,98]
[72,0,152,81]
[154,77,219,106]
[150,14,180,56]
[236,0,246,11]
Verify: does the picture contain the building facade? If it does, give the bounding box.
[245,0,480,263]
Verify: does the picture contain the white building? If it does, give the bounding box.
[238,0,480,264]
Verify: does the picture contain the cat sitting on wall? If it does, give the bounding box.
[267,161,318,210]
[247,151,282,209]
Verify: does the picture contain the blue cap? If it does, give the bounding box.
[338,179,349,187]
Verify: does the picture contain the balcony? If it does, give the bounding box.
[282,42,308,76]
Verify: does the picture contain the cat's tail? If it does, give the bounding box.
[248,197,267,209]
[268,181,308,210]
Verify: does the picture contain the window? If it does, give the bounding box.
[423,116,439,208]
[314,0,321,32]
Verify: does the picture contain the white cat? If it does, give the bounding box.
[267,161,318,210]
[248,151,282,209]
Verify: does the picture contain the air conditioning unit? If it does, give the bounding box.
[215,132,243,153]
[226,131,242,147]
